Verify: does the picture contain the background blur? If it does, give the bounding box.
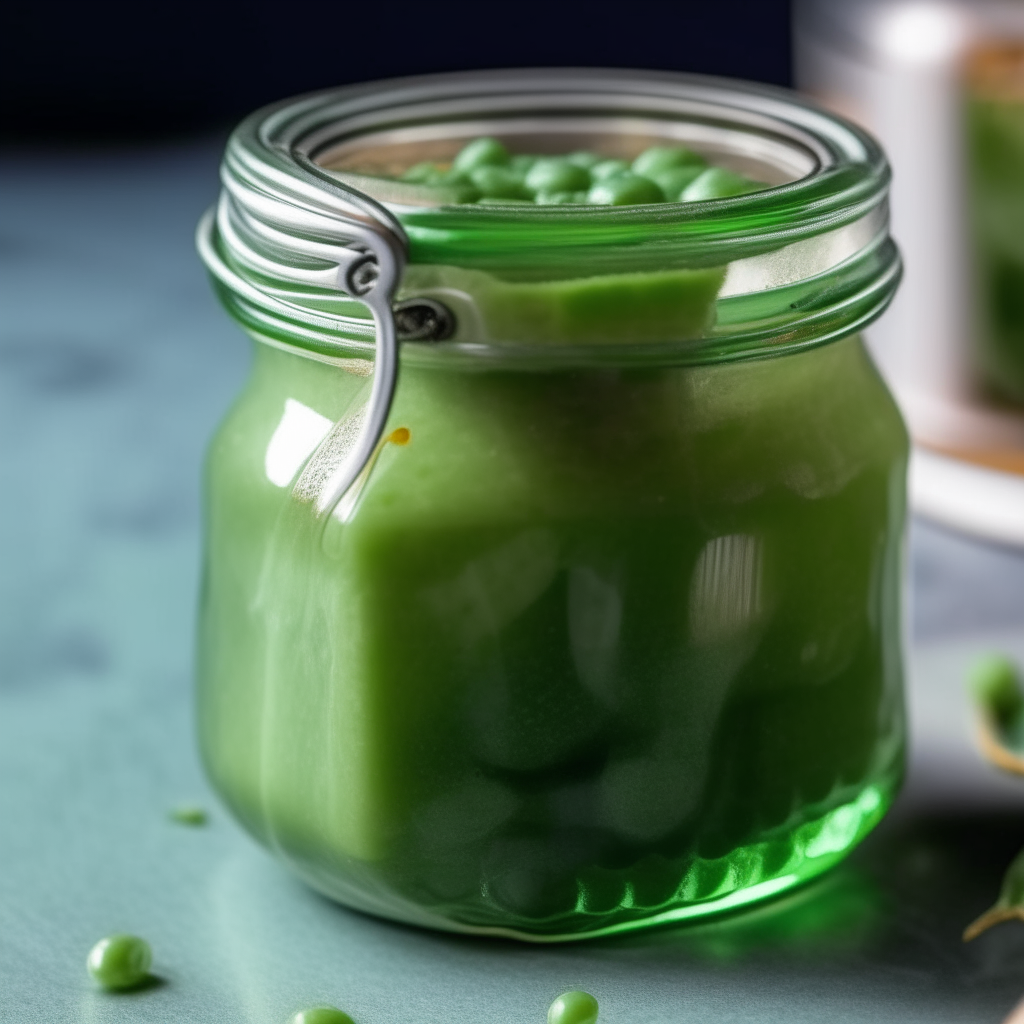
[3,0,792,142]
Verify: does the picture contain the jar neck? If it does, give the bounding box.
[199,68,899,370]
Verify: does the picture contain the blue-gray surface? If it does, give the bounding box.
[6,142,1024,1023]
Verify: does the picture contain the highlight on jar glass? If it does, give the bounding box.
[795,0,1024,548]
[195,68,907,942]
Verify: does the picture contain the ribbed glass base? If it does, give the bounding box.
[293,782,892,944]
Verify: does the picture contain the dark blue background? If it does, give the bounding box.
[3,0,792,140]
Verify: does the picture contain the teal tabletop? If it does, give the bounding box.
[6,142,1024,1023]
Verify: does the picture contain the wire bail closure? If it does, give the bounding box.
[312,238,402,519]
[196,91,416,519]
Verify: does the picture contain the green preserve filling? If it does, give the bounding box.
[198,92,905,940]
[199,339,906,939]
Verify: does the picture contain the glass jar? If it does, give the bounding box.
[196,69,906,942]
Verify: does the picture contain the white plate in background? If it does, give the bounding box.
[912,446,1024,549]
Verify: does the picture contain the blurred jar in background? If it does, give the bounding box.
[796,1,1024,542]
[966,42,1024,406]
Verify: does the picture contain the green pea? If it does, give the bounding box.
[548,991,599,1024]
[469,165,531,200]
[587,172,664,205]
[86,935,152,991]
[566,151,602,170]
[289,1008,356,1024]
[436,170,482,203]
[646,165,706,201]
[509,154,538,174]
[400,161,444,184]
[681,167,764,200]
[169,804,207,826]
[971,654,1024,727]
[631,144,704,178]
[397,163,480,201]
[589,159,630,181]
[452,136,509,173]
[525,158,591,195]
[476,196,534,204]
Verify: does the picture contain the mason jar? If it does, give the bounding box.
[196,68,906,942]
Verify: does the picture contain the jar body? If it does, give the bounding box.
[198,332,907,940]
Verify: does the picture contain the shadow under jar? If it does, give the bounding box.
[196,69,907,942]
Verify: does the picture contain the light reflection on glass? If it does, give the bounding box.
[264,398,332,487]
[689,533,763,643]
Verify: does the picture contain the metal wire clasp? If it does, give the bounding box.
[309,232,404,520]
[197,93,464,523]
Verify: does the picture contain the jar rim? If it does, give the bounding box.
[304,69,884,270]
[198,67,900,369]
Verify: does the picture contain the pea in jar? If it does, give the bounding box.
[196,69,906,941]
